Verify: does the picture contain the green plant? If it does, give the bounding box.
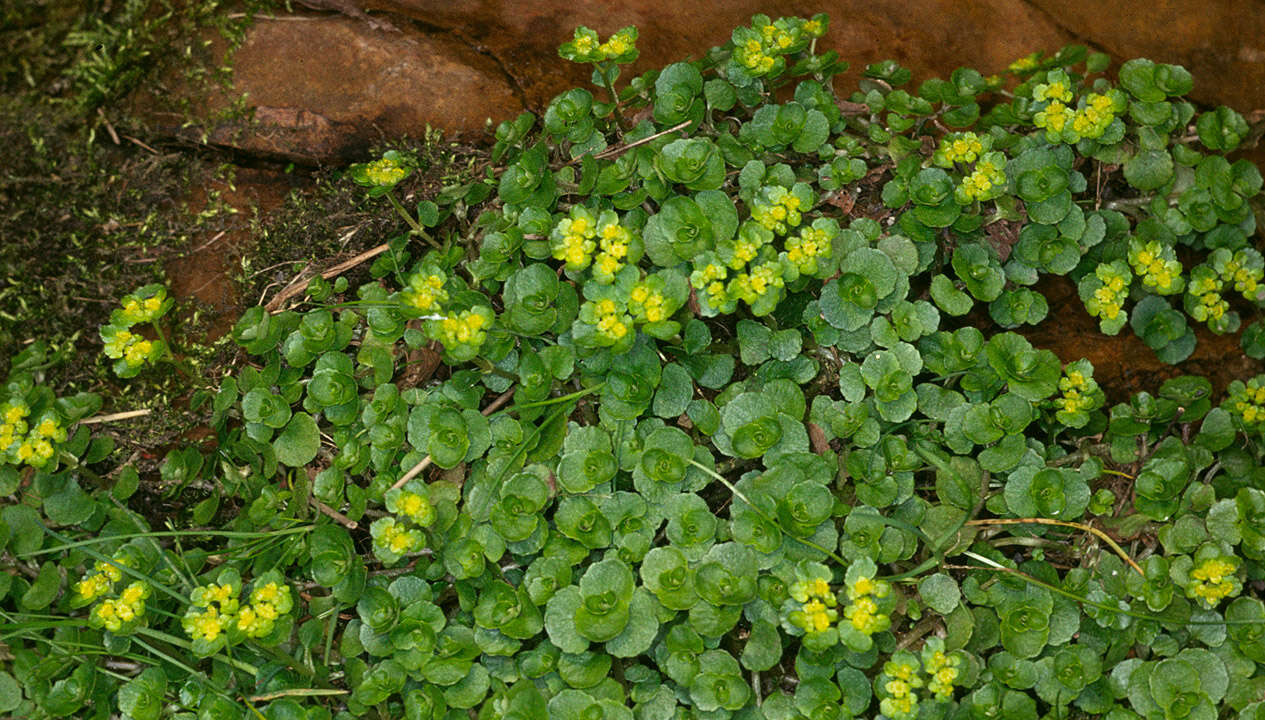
[7,11,1265,720]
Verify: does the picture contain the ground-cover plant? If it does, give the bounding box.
[5,11,1265,720]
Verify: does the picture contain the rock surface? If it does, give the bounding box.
[135,0,1265,164]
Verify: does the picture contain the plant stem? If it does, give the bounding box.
[385,190,439,248]
[137,627,260,675]
[966,517,1144,577]
[150,320,197,379]
[597,62,626,129]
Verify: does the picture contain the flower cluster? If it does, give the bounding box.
[922,638,963,700]
[100,284,171,378]
[730,15,822,77]
[559,26,638,64]
[1052,359,1104,427]
[550,208,639,284]
[749,185,806,235]
[428,307,493,360]
[1226,375,1265,433]
[183,573,293,648]
[1079,260,1132,333]
[1184,549,1241,609]
[236,581,294,638]
[1128,239,1184,295]
[551,207,599,272]
[357,152,410,188]
[91,582,151,634]
[1210,247,1264,301]
[842,571,892,636]
[1185,265,1231,330]
[783,222,835,278]
[956,153,1007,204]
[112,285,170,326]
[1031,70,1076,141]
[76,554,151,634]
[629,280,671,324]
[1008,52,1041,74]
[934,132,984,166]
[400,270,449,314]
[878,651,925,720]
[0,398,65,469]
[786,574,838,634]
[371,481,436,565]
[689,258,736,316]
[183,581,237,644]
[728,260,786,315]
[1069,92,1121,140]
[1032,70,1074,105]
[588,298,632,344]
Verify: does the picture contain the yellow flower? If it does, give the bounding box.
[119,582,148,608]
[395,491,433,525]
[185,606,226,642]
[1193,580,1235,605]
[1009,55,1038,72]
[599,35,629,57]
[251,582,285,607]
[930,666,960,699]
[807,577,832,600]
[2,403,26,425]
[364,158,407,186]
[403,273,447,312]
[886,679,911,698]
[103,329,134,358]
[123,339,154,366]
[75,573,111,602]
[850,576,875,599]
[846,595,878,631]
[95,599,123,632]
[1035,80,1072,103]
[381,522,418,555]
[255,601,279,621]
[96,559,126,583]
[1192,557,1237,584]
[207,583,235,606]
[594,253,621,277]
[1035,101,1072,133]
[35,418,60,439]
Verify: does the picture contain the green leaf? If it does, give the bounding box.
[21,561,60,610]
[920,573,962,614]
[274,412,320,467]
[653,363,694,419]
[740,618,782,671]
[1125,149,1174,191]
[0,671,20,713]
[117,668,166,720]
[43,481,95,527]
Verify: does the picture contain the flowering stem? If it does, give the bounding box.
[384,190,439,248]
[596,61,626,129]
[149,321,196,379]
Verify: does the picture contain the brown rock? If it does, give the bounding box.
[369,0,1075,112]
[138,14,523,164]
[1025,0,1265,111]
[141,1,1265,164]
